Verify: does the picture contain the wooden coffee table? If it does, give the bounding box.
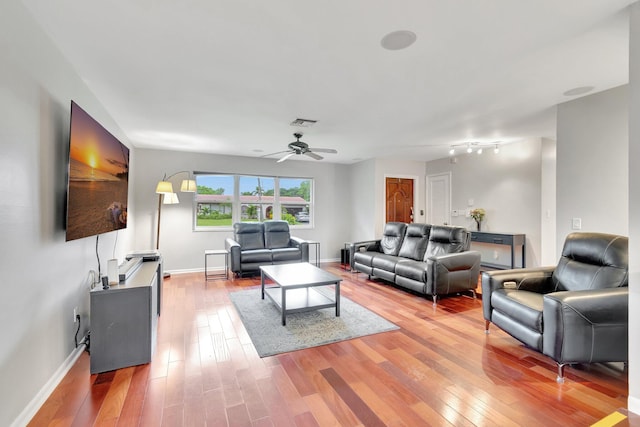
[260,263,342,326]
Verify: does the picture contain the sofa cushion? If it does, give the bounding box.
[264,220,291,249]
[381,222,407,256]
[395,260,428,282]
[371,254,401,271]
[240,249,272,263]
[424,225,468,260]
[354,251,376,267]
[491,289,543,333]
[552,232,628,292]
[397,223,431,260]
[234,222,265,250]
[271,247,301,262]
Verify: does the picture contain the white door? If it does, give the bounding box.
[427,173,451,225]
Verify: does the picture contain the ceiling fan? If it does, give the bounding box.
[266,133,337,163]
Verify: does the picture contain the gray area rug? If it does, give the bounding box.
[230,288,399,357]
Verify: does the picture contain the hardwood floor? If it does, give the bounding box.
[28,263,629,426]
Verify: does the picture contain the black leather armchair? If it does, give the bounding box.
[482,232,628,382]
[225,220,308,276]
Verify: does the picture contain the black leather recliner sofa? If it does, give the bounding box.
[225,220,309,276]
[482,232,628,382]
[351,222,481,304]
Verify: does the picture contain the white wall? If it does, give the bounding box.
[348,159,376,241]
[132,149,352,271]
[556,85,629,254]
[628,1,640,415]
[540,137,557,265]
[425,138,545,268]
[0,2,135,425]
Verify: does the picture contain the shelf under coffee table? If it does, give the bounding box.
[260,263,342,326]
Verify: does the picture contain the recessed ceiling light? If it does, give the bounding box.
[563,86,594,97]
[253,149,264,153]
[381,30,417,50]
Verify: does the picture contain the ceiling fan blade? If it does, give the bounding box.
[305,151,323,160]
[277,152,296,163]
[309,147,337,154]
[261,149,291,158]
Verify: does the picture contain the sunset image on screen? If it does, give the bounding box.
[66,101,130,241]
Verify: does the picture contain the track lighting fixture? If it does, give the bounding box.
[448,141,502,156]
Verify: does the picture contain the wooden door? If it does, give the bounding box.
[386,177,414,223]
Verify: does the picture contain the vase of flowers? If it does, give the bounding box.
[470,208,486,231]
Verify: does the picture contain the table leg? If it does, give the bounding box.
[335,282,340,317]
[281,288,287,326]
[261,271,265,299]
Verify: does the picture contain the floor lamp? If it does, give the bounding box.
[155,171,197,277]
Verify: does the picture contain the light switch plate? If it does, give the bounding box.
[572,217,582,230]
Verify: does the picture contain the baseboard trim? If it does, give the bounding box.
[628,395,640,416]
[11,343,86,427]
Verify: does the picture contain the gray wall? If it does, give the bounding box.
[556,85,629,252]
[348,158,376,241]
[132,149,352,270]
[627,1,639,414]
[556,84,631,406]
[0,1,135,425]
[425,138,545,268]
[540,137,557,265]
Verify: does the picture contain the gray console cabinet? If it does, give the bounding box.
[90,260,162,374]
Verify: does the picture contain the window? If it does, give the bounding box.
[194,174,313,230]
[195,175,234,227]
[239,176,274,222]
[280,178,311,224]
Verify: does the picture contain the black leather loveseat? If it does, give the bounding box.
[482,232,628,382]
[225,220,309,276]
[351,222,481,304]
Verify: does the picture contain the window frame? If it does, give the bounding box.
[193,173,314,231]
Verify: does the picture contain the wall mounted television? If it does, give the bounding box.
[65,101,129,241]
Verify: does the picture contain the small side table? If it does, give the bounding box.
[307,241,320,266]
[205,249,229,280]
[342,242,352,271]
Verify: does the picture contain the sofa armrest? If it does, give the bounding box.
[290,236,309,262]
[542,287,628,364]
[225,238,242,273]
[350,240,381,268]
[481,267,555,321]
[351,240,381,252]
[425,251,481,295]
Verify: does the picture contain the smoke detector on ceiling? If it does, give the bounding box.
[290,118,317,128]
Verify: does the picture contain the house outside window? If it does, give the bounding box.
[194,174,313,230]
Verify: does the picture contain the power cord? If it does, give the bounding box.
[73,314,91,354]
[74,314,81,348]
[95,235,101,279]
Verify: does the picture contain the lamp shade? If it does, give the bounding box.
[163,192,179,204]
[180,179,197,192]
[156,181,174,194]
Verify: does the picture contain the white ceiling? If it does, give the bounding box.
[21,0,634,163]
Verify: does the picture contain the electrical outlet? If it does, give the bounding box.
[73,307,78,322]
